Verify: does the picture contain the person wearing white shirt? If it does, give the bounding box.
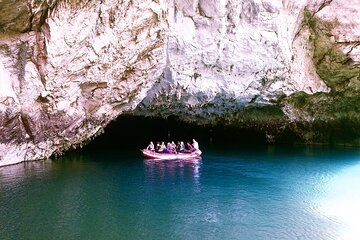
[192,139,199,150]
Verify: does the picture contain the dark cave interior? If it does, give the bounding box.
[84,114,294,152]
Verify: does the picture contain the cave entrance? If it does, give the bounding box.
[84,114,270,152]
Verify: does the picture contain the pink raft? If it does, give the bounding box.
[141,149,202,160]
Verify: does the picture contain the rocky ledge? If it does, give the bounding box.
[0,0,359,166]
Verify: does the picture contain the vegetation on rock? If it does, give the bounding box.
[284,9,360,145]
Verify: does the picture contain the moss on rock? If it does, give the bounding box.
[280,9,360,145]
[303,9,360,89]
[286,88,360,145]
[228,105,286,126]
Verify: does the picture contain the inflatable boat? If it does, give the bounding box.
[141,149,202,160]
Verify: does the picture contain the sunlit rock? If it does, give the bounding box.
[0,0,359,166]
[135,0,329,121]
[0,0,166,165]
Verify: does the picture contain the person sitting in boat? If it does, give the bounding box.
[186,142,194,152]
[146,141,155,151]
[166,142,176,154]
[192,139,199,150]
[176,141,185,153]
[179,141,186,153]
[176,141,181,152]
[171,141,176,150]
[155,142,161,152]
[166,142,171,153]
[158,142,166,153]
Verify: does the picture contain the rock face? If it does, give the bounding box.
[135,0,330,119]
[284,0,360,145]
[0,0,360,166]
[0,0,167,165]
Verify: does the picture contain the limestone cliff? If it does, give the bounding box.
[0,0,359,166]
[0,0,167,165]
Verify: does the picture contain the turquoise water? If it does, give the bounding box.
[1,146,360,240]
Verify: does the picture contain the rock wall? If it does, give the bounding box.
[134,0,329,120]
[284,0,360,145]
[134,0,360,145]
[0,0,167,165]
[0,0,359,166]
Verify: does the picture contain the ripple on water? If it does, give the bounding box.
[0,146,359,239]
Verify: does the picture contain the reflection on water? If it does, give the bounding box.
[0,146,360,239]
[143,158,201,179]
[144,158,202,192]
[0,160,55,194]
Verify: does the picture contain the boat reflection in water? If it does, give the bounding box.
[143,158,202,192]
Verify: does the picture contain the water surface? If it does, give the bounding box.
[1,146,360,240]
